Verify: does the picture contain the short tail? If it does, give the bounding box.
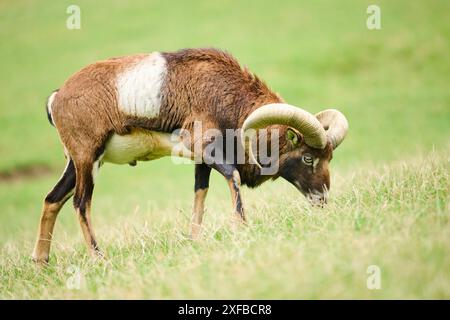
[46,89,59,126]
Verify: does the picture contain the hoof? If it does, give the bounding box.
[189,233,201,241]
[231,214,247,227]
[93,248,106,260]
[189,226,202,241]
[32,255,49,266]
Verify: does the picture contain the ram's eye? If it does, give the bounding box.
[301,154,314,166]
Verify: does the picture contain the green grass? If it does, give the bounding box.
[0,0,449,299]
[1,152,448,299]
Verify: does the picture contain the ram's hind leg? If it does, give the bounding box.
[73,155,104,259]
[32,159,76,264]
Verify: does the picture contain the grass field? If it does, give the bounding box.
[0,0,449,299]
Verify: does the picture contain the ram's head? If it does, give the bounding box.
[242,104,348,205]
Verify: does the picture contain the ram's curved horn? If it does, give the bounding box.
[315,109,348,149]
[241,103,327,168]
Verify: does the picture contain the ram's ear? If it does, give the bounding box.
[286,128,301,148]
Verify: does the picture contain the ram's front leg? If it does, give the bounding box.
[226,167,246,224]
[191,163,211,239]
[209,162,246,224]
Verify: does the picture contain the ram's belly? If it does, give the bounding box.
[103,129,176,165]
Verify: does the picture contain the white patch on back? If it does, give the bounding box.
[116,52,167,117]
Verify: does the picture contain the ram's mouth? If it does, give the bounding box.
[306,191,328,207]
[289,180,328,207]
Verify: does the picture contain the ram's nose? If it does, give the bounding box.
[306,190,328,207]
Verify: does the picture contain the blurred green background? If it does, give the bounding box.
[0,0,448,299]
